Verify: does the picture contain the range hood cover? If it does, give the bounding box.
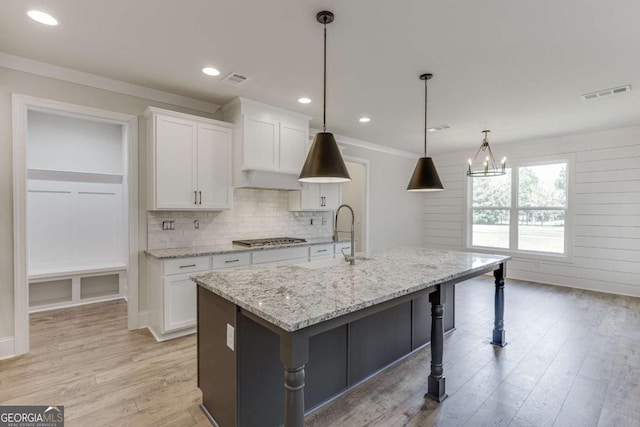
[237,169,303,190]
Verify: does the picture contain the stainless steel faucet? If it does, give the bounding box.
[334,204,355,265]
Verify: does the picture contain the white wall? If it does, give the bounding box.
[0,64,425,344]
[27,110,124,175]
[425,126,640,297]
[0,65,217,340]
[28,180,125,274]
[336,141,425,251]
[339,161,366,252]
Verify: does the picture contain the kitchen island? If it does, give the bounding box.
[193,247,510,427]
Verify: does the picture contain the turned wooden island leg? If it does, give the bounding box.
[425,284,448,402]
[280,333,309,427]
[491,262,507,347]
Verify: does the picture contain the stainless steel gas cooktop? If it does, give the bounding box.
[232,237,307,248]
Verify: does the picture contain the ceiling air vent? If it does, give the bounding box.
[222,72,250,86]
[581,85,631,101]
[427,124,451,132]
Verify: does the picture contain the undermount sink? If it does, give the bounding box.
[297,256,372,270]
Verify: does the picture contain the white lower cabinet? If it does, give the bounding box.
[252,246,308,265]
[310,244,334,261]
[147,243,346,341]
[163,274,197,332]
[335,241,352,258]
[147,255,212,341]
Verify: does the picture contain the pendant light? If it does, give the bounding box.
[406,74,444,192]
[467,130,506,177]
[298,11,351,183]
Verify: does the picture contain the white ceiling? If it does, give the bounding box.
[2,0,639,154]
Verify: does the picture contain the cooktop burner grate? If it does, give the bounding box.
[232,237,307,247]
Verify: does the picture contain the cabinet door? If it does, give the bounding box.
[279,122,308,174]
[300,183,322,210]
[155,116,197,209]
[243,115,278,170]
[197,123,232,209]
[163,275,197,332]
[321,184,342,210]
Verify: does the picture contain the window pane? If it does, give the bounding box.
[472,210,510,248]
[472,169,511,207]
[518,163,566,207]
[518,210,565,253]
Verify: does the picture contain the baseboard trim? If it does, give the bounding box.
[0,337,15,360]
[509,271,640,299]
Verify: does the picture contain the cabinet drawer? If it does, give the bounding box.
[310,244,334,257]
[335,242,352,256]
[252,247,309,264]
[163,256,212,276]
[212,252,251,269]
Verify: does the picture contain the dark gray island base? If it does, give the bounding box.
[193,248,510,427]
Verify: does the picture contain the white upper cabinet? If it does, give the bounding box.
[197,123,233,209]
[278,122,309,174]
[155,115,198,209]
[222,97,311,189]
[288,183,342,211]
[243,115,278,170]
[145,107,233,210]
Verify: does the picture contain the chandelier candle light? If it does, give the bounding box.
[467,130,506,177]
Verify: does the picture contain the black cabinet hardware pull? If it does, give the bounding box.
[199,191,202,205]
[225,259,240,263]
[180,264,197,268]
[317,249,328,252]
[194,191,197,204]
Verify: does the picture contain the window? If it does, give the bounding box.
[468,160,568,255]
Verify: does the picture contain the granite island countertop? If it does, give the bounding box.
[145,237,346,260]
[192,247,511,332]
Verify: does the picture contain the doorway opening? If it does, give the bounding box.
[12,95,139,356]
[338,159,369,253]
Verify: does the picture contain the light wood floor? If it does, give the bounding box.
[1,277,639,427]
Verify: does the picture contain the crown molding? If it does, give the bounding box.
[310,128,419,159]
[0,52,221,113]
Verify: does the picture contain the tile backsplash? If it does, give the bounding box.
[147,188,333,249]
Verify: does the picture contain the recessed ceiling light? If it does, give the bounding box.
[298,97,312,104]
[359,117,371,123]
[27,10,58,26]
[202,67,221,76]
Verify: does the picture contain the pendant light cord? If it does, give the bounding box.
[423,77,428,157]
[323,20,327,132]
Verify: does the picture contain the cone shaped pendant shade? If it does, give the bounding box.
[406,73,444,192]
[299,132,351,183]
[298,11,351,183]
[407,157,444,191]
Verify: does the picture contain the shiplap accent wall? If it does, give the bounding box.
[425,126,640,297]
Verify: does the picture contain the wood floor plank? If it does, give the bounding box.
[553,375,608,427]
[597,407,640,427]
[464,382,530,426]
[1,277,638,427]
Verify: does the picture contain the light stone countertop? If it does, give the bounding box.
[145,237,346,260]
[192,247,511,332]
